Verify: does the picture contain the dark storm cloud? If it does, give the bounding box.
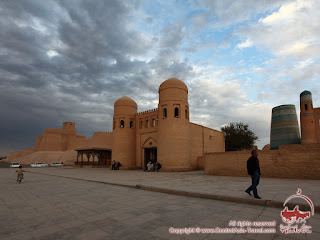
[2,0,272,156]
[0,0,200,155]
[0,0,148,154]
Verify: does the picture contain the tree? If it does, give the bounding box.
[221,122,258,151]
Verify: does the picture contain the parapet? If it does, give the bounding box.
[44,128,62,134]
[137,108,158,116]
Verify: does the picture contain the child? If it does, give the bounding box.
[16,166,24,181]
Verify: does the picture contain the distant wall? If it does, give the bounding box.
[190,123,225,169]
[204,144,320,180]
[13,150,77,165]
[7,151,25,161]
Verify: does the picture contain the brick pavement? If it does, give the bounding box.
[0,168,319,240]
[25,167,320,213]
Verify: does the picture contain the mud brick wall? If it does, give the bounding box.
[204,144,320,180]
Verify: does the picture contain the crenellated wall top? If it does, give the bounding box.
[137,108,158,116]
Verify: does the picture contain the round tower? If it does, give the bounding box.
[300,90,317,144]
[157,78,192,171]
[112,96,137,169]
[270,105,301,150]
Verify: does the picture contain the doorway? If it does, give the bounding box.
[144,148,157,169]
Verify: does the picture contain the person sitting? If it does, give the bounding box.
[116,161,121,170]
[154,162,158,172]
[154,162,161,172]
[147,161,153,171]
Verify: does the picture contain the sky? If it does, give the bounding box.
[1,0,320,156]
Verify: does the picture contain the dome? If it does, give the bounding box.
[300,90,312,96]
[114,96,137,108]
[159,78,188,93]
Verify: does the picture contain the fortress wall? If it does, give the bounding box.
[44,128,62,134]
[6,151,23,162]
[34,135,43,151]
[58,150,78,165]
[189,123,225,169]
[203,126,225,153]
[7,151,25,161]
[38,133,64,151]
[14,151,64,165]
[20,148,36,157]
[89,132,113,149]
[65,135,77,150]
[204,144,320,180]
[8,150,77,166]
[72,136,90,149]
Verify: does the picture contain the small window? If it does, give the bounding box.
[152,118,155,127]
[140,120,143,129]
[145,120,149,128]
[120,120,124,128]
[70,124,72,126]
[130,121,133,128]
[163,108,167,118]
[305,104,308,110]
[174,107,179,118]
[185,108,188,119]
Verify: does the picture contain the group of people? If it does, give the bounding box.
[111,160,121,170]
[145,161,161,172]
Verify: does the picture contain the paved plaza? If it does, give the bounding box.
[26,167,320,211]
[0,168,319,240]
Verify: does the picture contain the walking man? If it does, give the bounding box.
[245,150,261,199]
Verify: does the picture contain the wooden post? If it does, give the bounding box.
[76,152,79,164]
[81,152,84,165]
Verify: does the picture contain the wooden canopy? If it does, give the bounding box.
[75,148,111,166]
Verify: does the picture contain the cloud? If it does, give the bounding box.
[237,39,253,49]
[1,0,319,155]
[196,0,288,27]
[258,0,311,25]
[236,0,320,59]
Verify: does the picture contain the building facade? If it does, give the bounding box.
[8,78,225,170]
[300,90,320,144]
[112,78,225,171]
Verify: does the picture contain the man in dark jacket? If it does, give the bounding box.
[245,150,261,199]
[111,160,116,170]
